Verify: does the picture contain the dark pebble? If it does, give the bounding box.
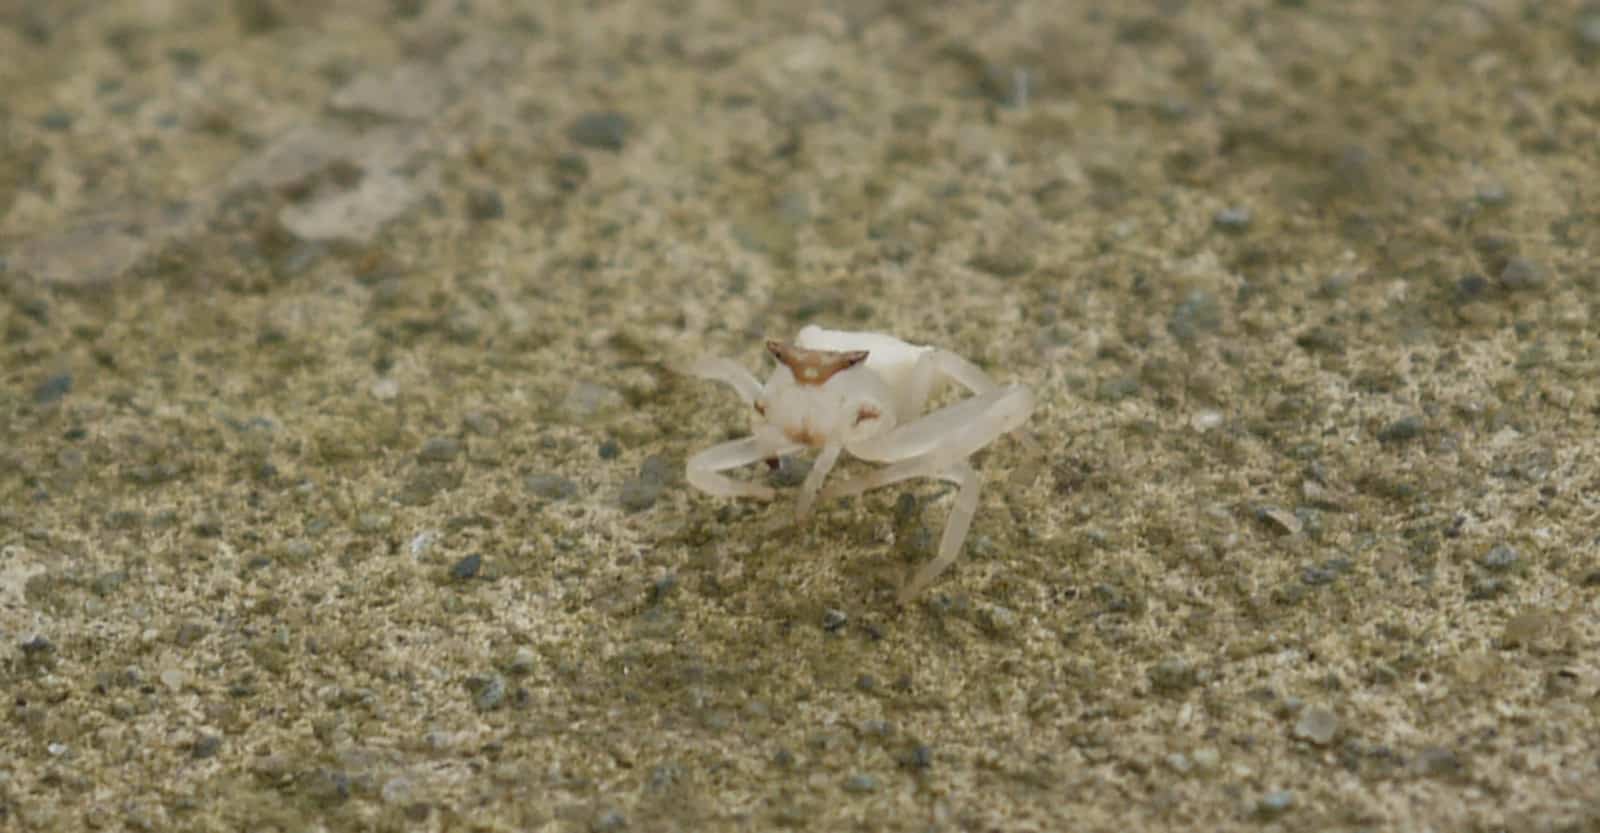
[590,809,627,832]
[1212,206,1251,231]
[1498,257,1545,292]
[1456,273,1490,301]
[1481,544,1518,571]
[842,774,878,794]
[567,111,632,151]
[21,634,55,657]
[1578,14,1600,51]
[39,110,73,131]
[1254,790,1295,819]
[467,188,504,221]
[33,373,72,404]
[1413,745,1462,778]
[899,744,933,770]
[473,673,506,711]
[822,608,848,632]
[1149,657,1199,694]
[618,478,661,513]
[191,734,222,759]
[525,473,578,500]
[598,439,621,460]
[418,436,462,463]
[1377,416,1423,444]
[450,553,482,581]
[638,454,675,486]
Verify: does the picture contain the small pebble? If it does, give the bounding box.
[1481,544,1519,571]
[618,478,662,513]
[590,810,627,832]
[842,773,878,794]
[1377,416,1424,444]
[371,378,400,400]
[450,553,482,580]
[1499,257,1545,292]
[1413,745,1461,778]
[1149,657,1199,694]
[1255,790,1295,819]
[598,439,621,460]
[567,111,632,151]
[192,734,222,759]
[822,609,848,632]
[1578,14,1600,50]
[1212,206,1251,231]
[1475,183,1510,205]
[562,382,624,419]
[509,647,538,675]
[463,411,501,436]
[418,436,462,463]
[466,188,504,221]
[473,673,506,711]
[33,373,72,405]
[525,473,578,500]
[1293,706,1340,745]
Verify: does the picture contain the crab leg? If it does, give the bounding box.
[685,357,763,406]
[686,437,798,501]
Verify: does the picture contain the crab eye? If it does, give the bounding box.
[854,405,880,425]
[753,401,767,416]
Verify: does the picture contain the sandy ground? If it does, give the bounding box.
[3,1,1598,830]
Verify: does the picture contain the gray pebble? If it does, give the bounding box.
[1096,375,1140,402]
[618,478,662,513]
[822,609,848,632]
[567,111,632,151]
[33,373,72,404]
[1212,206,1251,231]
[419,436,462,463]
[842,773,878,794]
[1481,544,1519,571]
[1254,790,1295,819]
[525,473,578,500]
[1412,745,1461,778]
[900,744,933,770]
[1377,416,1423,444]
[509,647,538,675]
[1498,257,1545,292]
[1475,183,1510,205]
[191,734,222,759]
[467,188,504,221]
[1167,289,1220,342]
[563,382,624,419]
[598,439,621,460]
[1293,706,1340,745]
[462,411,501,437]
[590,810,627,832]
[638,454,676,486]
[1149,657,1199,694]
[450,553,482,581]
[1578,14,1600,50]
[473,673,506,711]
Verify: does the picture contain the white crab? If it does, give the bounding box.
[684,325,1036,603]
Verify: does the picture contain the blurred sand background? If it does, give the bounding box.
[2,1,1598,830]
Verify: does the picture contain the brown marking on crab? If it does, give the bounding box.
[783,424,824,447]
[766,340,869,387]
[854,405,880,426]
